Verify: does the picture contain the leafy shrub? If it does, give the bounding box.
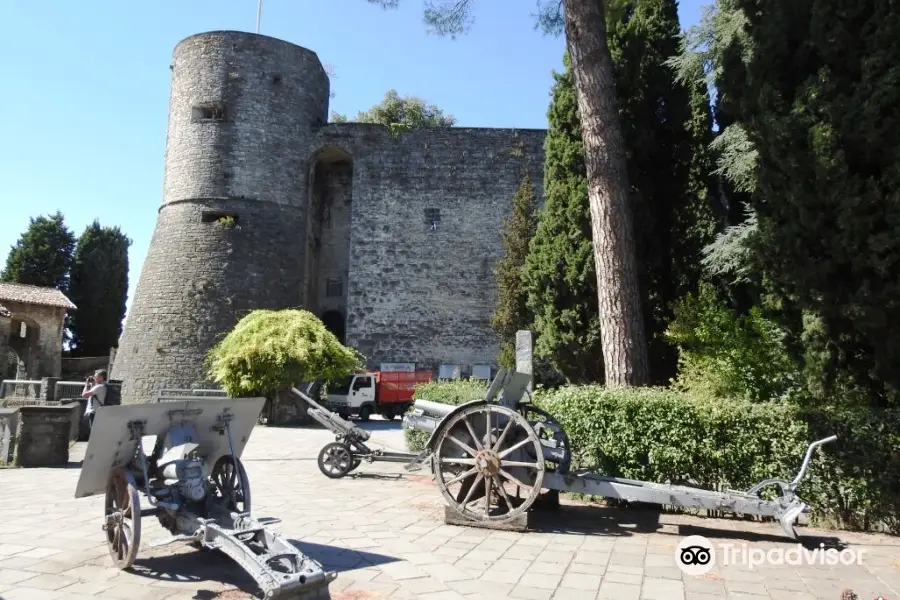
[664,282,803,402]
[404,380,900,533]
[404,379,489,451]
[206,309,363,397]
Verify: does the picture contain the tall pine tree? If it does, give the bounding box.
[524,1,718,384]
[66,221,131,357]
[491,175,538,369]
[523,54,604,384]
[1,212,76,290]
[733,0,900,406]
[608,0,719,382]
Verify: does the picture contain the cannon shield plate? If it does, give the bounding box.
[75,397,266,499]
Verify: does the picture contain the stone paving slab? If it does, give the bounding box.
[1,420,898,600]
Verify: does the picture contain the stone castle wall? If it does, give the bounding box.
[112,30,546,403]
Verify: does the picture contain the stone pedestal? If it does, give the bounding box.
[515,330,534,393]
[268,388,312,426]
[14,404,76,467]
[0,407,19,463]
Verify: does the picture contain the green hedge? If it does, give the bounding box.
[405,381,900,534]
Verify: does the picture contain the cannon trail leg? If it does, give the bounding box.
[433,404,545,526]
[104,467,141,569]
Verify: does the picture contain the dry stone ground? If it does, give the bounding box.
[0,420,898,600]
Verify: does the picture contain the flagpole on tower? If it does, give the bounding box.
[256,0,262,34]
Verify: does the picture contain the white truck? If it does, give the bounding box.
[327,370,433,421]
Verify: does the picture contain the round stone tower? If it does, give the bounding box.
[113,31,330,403]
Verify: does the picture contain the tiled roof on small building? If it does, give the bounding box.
[0,282,77,310]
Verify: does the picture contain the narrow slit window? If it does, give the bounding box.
[192,103,226,122]
[424,208,441,231]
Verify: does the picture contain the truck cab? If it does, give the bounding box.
[327,373,377,420]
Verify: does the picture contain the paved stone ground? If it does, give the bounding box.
[1,420,898,600]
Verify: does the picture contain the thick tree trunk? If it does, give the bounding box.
[563,0,650,386]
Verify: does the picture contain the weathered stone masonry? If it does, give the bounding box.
[113,30,546,404]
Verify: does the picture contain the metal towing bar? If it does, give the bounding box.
[402,369,837,540]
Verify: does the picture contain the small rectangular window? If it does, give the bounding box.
[326,277,343,298]
[192,103,226,122]
[424,208,441,230]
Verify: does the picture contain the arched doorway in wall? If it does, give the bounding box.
[321,310,346,345]
[304,146,353,340]
[7,316,40,379]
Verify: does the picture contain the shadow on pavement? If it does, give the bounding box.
[130,548,260,597]
[289,539,400,572]
[354,419,403,432]
[529,501,858,549]
[127,540,399,599]
[529,502,663,538]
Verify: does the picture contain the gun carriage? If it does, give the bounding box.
[292,386,424,478]
[74,395,336,599]
[400,370,837,540]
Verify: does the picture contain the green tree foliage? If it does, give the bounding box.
[522,54,603,384]
[491,175,537,369]
[664,282,802,402]
[524,2,718,384]
[1,212,76,290]
[729,0,900,407]
[66,221,131,357]
[330,89,456,131]
[206,309,364,397]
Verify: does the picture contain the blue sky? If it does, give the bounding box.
[0,0,707,318]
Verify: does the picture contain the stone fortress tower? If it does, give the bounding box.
[113,31,546,403]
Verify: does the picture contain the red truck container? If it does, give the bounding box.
[326,370,433,421]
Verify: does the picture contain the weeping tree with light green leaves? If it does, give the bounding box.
[205,309,364,398]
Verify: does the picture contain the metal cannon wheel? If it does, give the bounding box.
[433,403,545,523]
[210,455,251,514]
[318,442,355,478]
[104,467,141,569]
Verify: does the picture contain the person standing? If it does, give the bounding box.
[81,369,108,427]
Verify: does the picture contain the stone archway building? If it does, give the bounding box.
[0,282,76,380]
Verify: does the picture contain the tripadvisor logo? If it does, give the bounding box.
[675,535,865,575]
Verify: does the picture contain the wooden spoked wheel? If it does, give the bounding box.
[433,403,545,523]
[104,467,141,569]
[210,455,251,514]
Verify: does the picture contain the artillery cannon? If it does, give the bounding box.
[291,386,426,478]
[403,370,837,540]
[74,395,336,599]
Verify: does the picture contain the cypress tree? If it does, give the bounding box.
[66,221,131,357]
[733,0,900,406]
[608,0,719,382]
[1,211,76,290]
[491,175,538,369]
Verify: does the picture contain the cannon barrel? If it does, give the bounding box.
[413,399,454,418]
[402,399,455,434]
